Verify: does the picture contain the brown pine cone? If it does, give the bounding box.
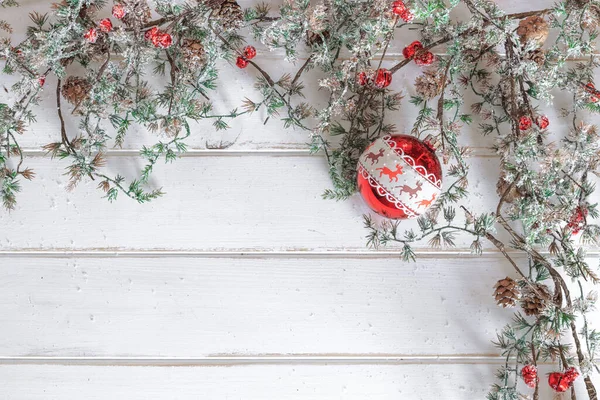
[494,277,520,308]
[118,0,152,31]
[524,48,546,67]
[496,174,522,203]
[306,30,330,47]
[415,69,444,99]
[62,76,91,106]
[520,283,551,316]
[215,0,243,31]
[517,16,549,48]
[181,39,206,68]
[582,4,600,30]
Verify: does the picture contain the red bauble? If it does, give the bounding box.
[156,33,173,48]
[243,46,257,59]
[145,27,159,41]
[357,135,442,219]
[392,0,406,15]
[402,41,422,59]
[521,365,538,388]
[112,4,126,19]
[564,367,579,383]
[399,9,414,22]
[357,71,370,86]
[415,51,434,66]
[38,76,46,87]
[375,68,392,88]
[99,18,113,33]
[236,56,249,69]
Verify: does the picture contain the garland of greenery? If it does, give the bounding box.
[2,0,600,398]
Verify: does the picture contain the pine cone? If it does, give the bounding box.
[181,39,206,68]
[415,69,444,99]
[494,277,520,308]
[306,30,330,46]
[520,283,551,316]
[496,174,522,203]
[62,76,91,106]
[119,0,152,31]
[582,4,600,30]
[517,16,549,48]
[215,0,243,31]
[524,48,546,67]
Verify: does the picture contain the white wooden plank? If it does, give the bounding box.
[0,363,598,400]
[0,154,509,251]
[0,256,526,357]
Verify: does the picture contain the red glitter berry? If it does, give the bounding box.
[586,82,600,103]
[156,33,173,48]
[243,46,257,60]
[374,68,392,88]
[521,365,538,388]
[567,207,588,234]
[535,115,549,129]
[38,76,46,87]
[564,367,579,384]
[399,9,414,22]
[112,4,126,19]
[84,27,98,43]
[415,51,434,66]
[402,40,423,59]
[548,372,570,393]
[519,116,532,131]
[236,56,249,69]
[357,71,370,86]
[144,27,159,41]
[99,18,113,33]
[392,0,406,15]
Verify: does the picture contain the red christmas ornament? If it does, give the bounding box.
[357,134,443,219]
[357,71,370,86]
[548,372,570,392]
[375,68,392,88]
[402,40,423,59]
[535,115,549,129]
[99,18,113,33]
[392,0,406,15]
[415,51,434,66]
[112,4,126,19]
[567,206,588,234]
[564,367,580,383]
[399,9,414,22]
[243,46,256,59]
[236,56,249,69]
[519,116,532,131]
[521,365,538,388]
[84,28,98,43]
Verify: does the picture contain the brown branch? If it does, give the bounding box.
[56,79,72,151]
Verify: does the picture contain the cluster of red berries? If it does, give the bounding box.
[236,46,257,69]
[548,367,579,392]
[391,0,414,22]
[402,41,434,66]
[357,68,392,89]
[521,365,538,388]
[144,27,173,48]
[585,82,599,103]
[567,206,588,234]
[518,115,549,131]
[83,18,114,44]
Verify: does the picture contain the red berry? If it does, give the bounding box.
[144,27,159,41]
[236,56,249,69]
[156,33,173,48]
[243,45,256,59]
[564,367,579,384]
[519,116,532,131]
[112,4,126,19]
[392,0,406,15]
[357,71,370,86]
[402,40,423,59]
[415,51,434,66]
[38,76,45,87]
[375,68,392,88]
[399,9,414,22]
[99,18,113,33]
[535,115,549,130]
[84,27,98,43]
[521,365,537,388]
[548,372,570,392]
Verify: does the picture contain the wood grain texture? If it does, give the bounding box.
[0,256,517,357]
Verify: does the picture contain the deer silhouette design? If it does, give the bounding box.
[416,193,437,208]
[376,165,404,182]
[364,148,385,165]
[397,181,423,199]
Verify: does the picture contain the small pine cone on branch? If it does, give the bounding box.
[415,69,444,99]
[493,277,520,308]
[524,48,546,67]
[520,283,551,316]
[181,39,206,68]
[496,174,522,203]
[214,0,244,31]
[306,30,330,47]
[62,76,92,106]
[116,0,152,31]
[516,16,549,48]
